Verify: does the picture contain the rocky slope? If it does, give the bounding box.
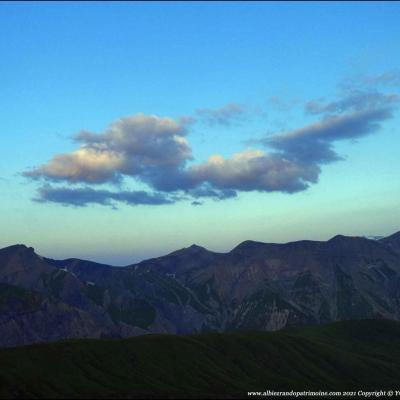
[0,231,400,346]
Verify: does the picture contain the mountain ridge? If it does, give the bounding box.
[0,230,400,347]
[7,231,398,269]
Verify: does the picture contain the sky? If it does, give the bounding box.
[1,1,400,265]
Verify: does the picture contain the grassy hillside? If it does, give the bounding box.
[1,319,400,399]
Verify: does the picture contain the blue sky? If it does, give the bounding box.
[1,1,399,265]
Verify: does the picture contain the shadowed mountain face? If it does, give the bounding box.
[0,232,400,347]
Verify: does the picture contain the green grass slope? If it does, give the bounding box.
[1,319,400,399]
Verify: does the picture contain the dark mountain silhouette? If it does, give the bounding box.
[2,320,400,398]
[0,231,400,347]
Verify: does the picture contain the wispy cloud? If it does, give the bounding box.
[194,103,247,126]
[34,184,174,208]
[340,71,400,91]
[187,186,237,200]
[305,91,398,115]
[362,71,400,87]
[267,96,299,112]
[269,107,394,164]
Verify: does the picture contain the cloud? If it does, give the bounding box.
[187,185,238,200]
[340,71,400,92]
[24,148,125,184]
[188,150,319,193]
[305,91,398,115]
[268,107,394,164]
[194,103,247,126]
[362,71,400,87]
[267,96,299,112]
[24,81,398,207]
[34,184,174,208]
[24,114,192,185]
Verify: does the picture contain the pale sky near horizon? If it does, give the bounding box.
[1,1,399,265]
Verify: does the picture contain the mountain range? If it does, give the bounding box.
[1,231,400,347]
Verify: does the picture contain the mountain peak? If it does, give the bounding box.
[231,240,267,253]
[328,234,365,242]
[1,244,35,254]
[167,243,211,258]
[328,234,347,241]
[187,244,204,250]
[182,244,209,253]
